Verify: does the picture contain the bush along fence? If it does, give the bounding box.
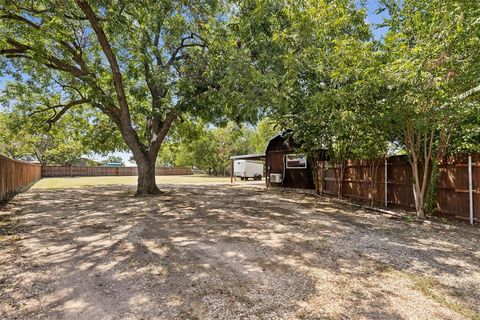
[315,155,479,224]
[0,155,42,202]
[41,166,192,177]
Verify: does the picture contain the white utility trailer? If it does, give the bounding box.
[233,160,263,180]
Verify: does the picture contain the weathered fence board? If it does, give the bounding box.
[319,155,479,222]
[41,166,192,177]
[0,155,42,201]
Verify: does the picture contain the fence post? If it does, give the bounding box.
[469,155,474,225]
[384,157,388,207]
[320,161,325,195]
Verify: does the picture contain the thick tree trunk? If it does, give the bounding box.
[136,155,161,196]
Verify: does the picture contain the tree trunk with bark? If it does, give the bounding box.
[406,125,434,219]
[410,155,428,219]
[135,153,161,196]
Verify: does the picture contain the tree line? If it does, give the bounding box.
[156,118,276,175]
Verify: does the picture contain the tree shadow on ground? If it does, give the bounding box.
[0,184,478,319]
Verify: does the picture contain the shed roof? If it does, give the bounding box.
[230,153,266,161]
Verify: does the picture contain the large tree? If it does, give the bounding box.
[237,0,391,195]
[0,0,260,195]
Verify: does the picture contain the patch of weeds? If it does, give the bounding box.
[438,217,451,225]
[11,235,22,241]
[0,218,18,238]
[402,215,417,223]
[409,274,480,320]
[308,238,329,251]
[373,261,396,274]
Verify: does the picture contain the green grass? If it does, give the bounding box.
[33,175,231,189]
[409,274,480,320]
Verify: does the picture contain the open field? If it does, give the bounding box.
[33,175,233,189]
[1,183,479,319]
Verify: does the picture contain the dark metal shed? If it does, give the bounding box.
[265,133,316,190]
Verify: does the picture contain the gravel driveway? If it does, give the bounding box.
[0,184,479,319]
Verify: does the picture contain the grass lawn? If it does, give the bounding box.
[33,175,231,189]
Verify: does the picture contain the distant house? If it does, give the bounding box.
[106,162,124,167]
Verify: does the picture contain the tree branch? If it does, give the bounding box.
[47,101,85,125]
[2,38,86,77]
[76,0,130,115]
[455,83,480,101]
[165,34,207,68]
[1,12,86,71]
[29,98,90,117]
[0,13,41,29]
[150,108,177,148]
[27,98,90,129]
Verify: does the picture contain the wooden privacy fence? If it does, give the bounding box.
[0,155,41,202]
[41,166,192,177]
[317,155,479,222]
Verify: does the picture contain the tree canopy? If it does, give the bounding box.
[1,0,479,217]
[0,0,264,194]
[235,0,480,217]
[157,118,277,175]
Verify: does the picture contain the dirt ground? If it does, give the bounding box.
[0,183,479,320]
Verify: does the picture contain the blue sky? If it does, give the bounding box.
[0,1,388,163]
[364,0,389,40]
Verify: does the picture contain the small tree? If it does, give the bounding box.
[382,0,480,217]
[0,110,87,165]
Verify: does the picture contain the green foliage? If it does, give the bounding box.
[0,110,88,165]
[237,0,390,162]
[0,0,263,133]
[249,118,278,153]
[382,0,480,154]
[102,156,125,166]
[425,161,440,215]
[157,118,275,175]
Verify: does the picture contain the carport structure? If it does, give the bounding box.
[230,153,266,184]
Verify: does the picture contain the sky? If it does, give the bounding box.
[364,0,390,40]
[0,0,389,164]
